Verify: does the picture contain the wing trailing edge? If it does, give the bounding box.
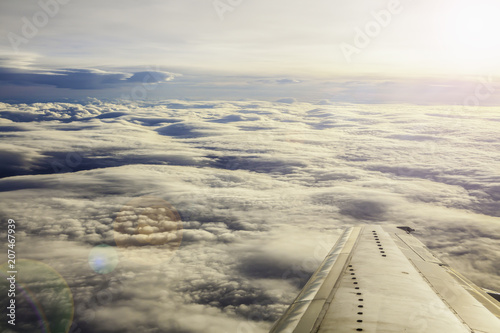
[270,225,500,333]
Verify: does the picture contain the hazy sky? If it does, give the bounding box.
[1,0,500,102]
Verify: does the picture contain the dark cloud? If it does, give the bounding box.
[0,67,176,90]
[210,115,260,123]
[209,155,307,175]
[275,97,297,104]
[338,199,388,221]
[156,122,218,138]
[125,71,174,83]
[0,67,125,89]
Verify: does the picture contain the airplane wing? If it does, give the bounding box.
[269,225,500,333]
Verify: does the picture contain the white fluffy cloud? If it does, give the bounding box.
[1,100,500,332]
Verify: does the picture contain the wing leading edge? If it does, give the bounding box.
[269,225,500,333]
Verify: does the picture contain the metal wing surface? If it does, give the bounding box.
[269,225,500,333]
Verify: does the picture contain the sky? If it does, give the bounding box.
[1,0,500,103]
[1,1,500,333]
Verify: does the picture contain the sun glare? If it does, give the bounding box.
[438,2,500,68]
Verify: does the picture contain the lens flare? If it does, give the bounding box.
[0,259,74,333]
[113,196,183,265]
[88,244,119,274]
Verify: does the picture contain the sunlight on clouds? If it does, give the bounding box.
[2,0,500,331]
[1,100,500,332]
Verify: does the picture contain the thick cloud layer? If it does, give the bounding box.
[0,100,499,332]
